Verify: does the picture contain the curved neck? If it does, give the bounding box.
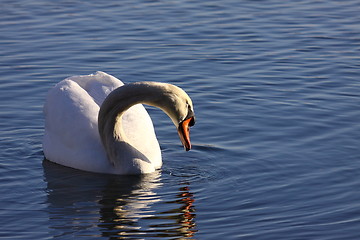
[97,82,170,166]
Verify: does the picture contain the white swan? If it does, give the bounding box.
[43,71,195,175]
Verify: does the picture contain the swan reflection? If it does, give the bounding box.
[43,160,197,239]
[144,183,197,238]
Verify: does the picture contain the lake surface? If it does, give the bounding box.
[1,0,360,239]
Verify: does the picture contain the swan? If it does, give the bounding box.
[43,71,195,175]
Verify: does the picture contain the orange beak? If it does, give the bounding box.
[177,117,195,151]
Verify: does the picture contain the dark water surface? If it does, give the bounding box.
[1,0,360,239]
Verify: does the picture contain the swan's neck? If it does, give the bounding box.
[98,82,169,170]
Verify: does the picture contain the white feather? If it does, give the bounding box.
[43,71,161,174]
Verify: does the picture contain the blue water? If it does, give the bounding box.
[1,0,360,239]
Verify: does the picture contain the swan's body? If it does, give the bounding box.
[43,71,195,175]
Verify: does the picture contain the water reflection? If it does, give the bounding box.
[43,160,197,239]
[144,183,197,238]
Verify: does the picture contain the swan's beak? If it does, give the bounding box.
[178,116,195,151]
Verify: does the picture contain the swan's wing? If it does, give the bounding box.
[43,71,161,173]
[43,79,110,172]
[121,103,162,169]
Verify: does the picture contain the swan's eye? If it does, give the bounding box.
[187,103,192,112]
[185,103,195,127]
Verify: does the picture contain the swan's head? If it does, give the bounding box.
[147,83,196,151]
[170,89,195,152]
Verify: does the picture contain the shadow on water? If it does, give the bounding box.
[42,160,197,239]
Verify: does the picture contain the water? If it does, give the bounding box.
[1,0,360,239]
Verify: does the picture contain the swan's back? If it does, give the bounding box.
[63,71,122,105]
[43,71,161,174]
